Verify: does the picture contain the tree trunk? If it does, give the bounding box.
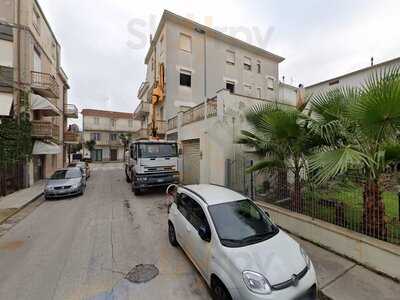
[291,171,303,213]
[362,179,387,240]
[273,169,289,200]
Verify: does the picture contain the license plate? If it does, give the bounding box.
[157,178,164,183]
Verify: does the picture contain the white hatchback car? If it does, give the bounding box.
[167,184,317,300]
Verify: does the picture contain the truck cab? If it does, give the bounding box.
[125,140,180,195]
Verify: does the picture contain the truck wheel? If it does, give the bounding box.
[125,167,131,183]
[131,176,141,195]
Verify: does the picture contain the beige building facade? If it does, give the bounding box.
[82,109,140,161]
[0,0,78,189]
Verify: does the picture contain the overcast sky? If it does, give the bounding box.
[39,0,400,122]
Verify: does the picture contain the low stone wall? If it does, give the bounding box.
[256,202,400,281]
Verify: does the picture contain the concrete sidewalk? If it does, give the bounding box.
[292,235,400,299]
[0,181,44,223]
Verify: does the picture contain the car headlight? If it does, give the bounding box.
[242,271,271,295]
[46,186,54,191]
[300,247,311,268]
[72,183,80,189]
[138,177,147,182]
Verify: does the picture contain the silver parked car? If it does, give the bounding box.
[44,168,86,200]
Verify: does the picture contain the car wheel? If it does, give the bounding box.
[133,188,141,196]
[212,279,232,300]
[168,222,178,247]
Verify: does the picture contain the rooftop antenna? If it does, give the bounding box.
[282,75,285,83]
[150,34,153,44]
[371,56,374,66]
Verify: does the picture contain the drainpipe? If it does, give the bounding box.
[195,27,208,182]
[16,0,21,123]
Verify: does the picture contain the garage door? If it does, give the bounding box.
[182,139,200,185]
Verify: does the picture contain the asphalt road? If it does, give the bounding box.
[0,163,211,300]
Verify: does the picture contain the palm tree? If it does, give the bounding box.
[239,103,321,212]
[308,67,400,239]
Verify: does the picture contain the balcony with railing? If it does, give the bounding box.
[64,131,80,144]
[182,99,217,125]
[135,127,150,140]
[31,71,59,98]
[31,121,60,141]
[153,120,167,135]
[133,101,151,120]
[64,104,78,118]
[0,66,13,89]
[137,81,150,99]
[168,116,177,131]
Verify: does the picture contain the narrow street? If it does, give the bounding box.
[0,163,210,300]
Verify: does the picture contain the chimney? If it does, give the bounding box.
[371,57,374,66]
[150,34,153,44]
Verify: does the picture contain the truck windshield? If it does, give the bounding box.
[138,143,178,158]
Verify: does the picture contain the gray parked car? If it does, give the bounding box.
[44,168,86,200]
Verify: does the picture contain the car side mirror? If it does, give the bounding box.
[265,210,270,218]
[198,225,211,242]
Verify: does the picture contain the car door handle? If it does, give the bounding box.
[186,225,191,232]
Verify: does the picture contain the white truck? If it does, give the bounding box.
[125,140,180,195]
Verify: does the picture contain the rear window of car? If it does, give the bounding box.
[51,169,82,179]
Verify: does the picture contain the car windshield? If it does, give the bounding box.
[138,143,178,158]
[208,199,278,247]
[51,169,82,180]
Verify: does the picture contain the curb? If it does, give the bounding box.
[0,192,43,225]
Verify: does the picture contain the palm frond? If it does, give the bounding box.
[246,159,285,173]
[309,146,373,184]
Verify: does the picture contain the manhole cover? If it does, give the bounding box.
[125,264,159,283]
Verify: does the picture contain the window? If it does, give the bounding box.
[110,133,118,141]
[33,7,41,34]
[244,57,252,71]
[180,70,191,87]
[226,81,235,93]
[179,33,192,52]
[91,133,101,141]
[176,193,209,231]
[257,87,262,99]
[267,77,275,91]
[111,119,116,127]
[226,50,235,65]
[51,42,56,61]
[128,119,133,127]
[244,84,252,95]
[94,117,100,125]
[208,199,278,247]
[257,61,261,74]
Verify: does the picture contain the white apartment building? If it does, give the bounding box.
[82,109,140,162]
[307,57,400,95]
[134,11,293,134]
[133,10,295,186]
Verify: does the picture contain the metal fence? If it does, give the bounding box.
[226,157,400,245]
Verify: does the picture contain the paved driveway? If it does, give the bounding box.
[0,163,211,300]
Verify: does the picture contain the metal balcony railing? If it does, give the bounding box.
[31,71,59,98]
[64,104,78,118]
[134,101,151,120]
[31,121,60,141]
